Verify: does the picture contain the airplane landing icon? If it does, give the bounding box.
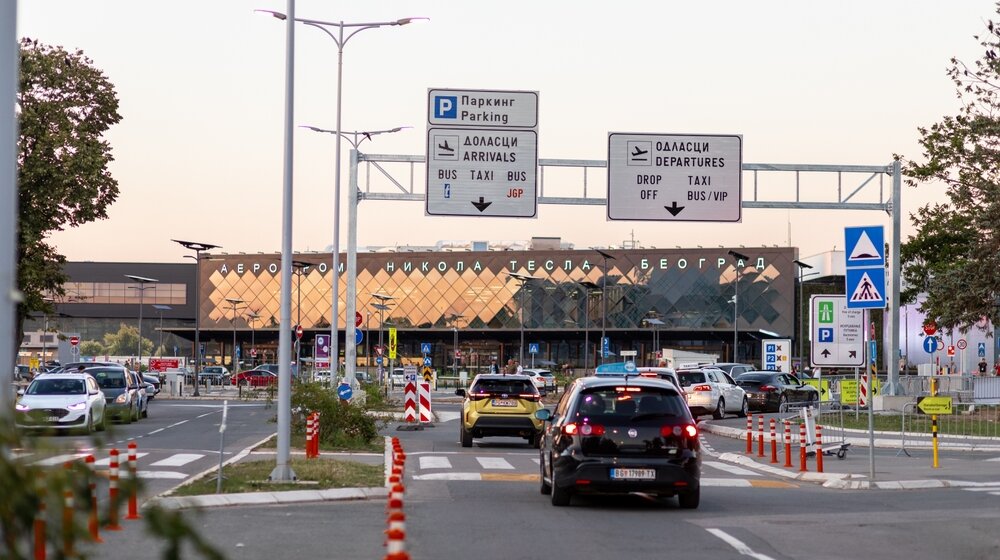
[438,140,454,153]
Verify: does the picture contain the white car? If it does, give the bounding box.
[15,373,107,433]
[522,368,557,392]
[675,367,748,419]
[635,366,682,390]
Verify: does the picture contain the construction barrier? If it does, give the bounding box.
[126,442,141,520]
[799,422,808,472]
[757,415,765,458]
[815,424,825,473]
[418,382,432,424]
[403,382,417,423]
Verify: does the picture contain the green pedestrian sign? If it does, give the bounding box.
[818,301,834,323]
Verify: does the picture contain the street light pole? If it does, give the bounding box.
[172,240,220,398]
[507,273,538,366]
[594,249,616,364]
[371,293,394,387]
[794,260,814,370]
[246,310,260,368]
[728,250,750,362]
[125,275,158,372]
[152,305,172,357]
[291,260,311,378]
[225,298,245,373]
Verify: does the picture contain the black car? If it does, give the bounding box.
[735,371,820,412]
[536,376,701,508]
[142,374,161,398]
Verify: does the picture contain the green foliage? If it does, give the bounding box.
[902,9,1000,332]
[78,339,104,357]
[102,323,154,357]
[14,38,122,353]
[291,382,386,449]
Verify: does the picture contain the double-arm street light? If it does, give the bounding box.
[224,297,245,373]
[152,304,172,357]
[594,249,616,364]
[172,240,219,398]
[794,260,815,370]
[371,293,395,386]
[507,272,539,365]
[125,275,159,371]
[728,250,750,362]
[644,315,665,365]
[291,260,311,377]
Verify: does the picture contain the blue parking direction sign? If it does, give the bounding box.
[979,342,987,357]
[923,336,939,354]
[528,343,540,355]
[845,267,886,309]
[818,328,834,343]
[421,342,432,355]
[810,295,864,367]
[602,337,610,358]
[845,226,885,267]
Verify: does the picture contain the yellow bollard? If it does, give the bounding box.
[931,377,939,469]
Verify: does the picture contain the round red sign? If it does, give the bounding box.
[69,336,80,347]
[922,322,937,336]
[295,325,303,340]
[355,311,363,327]
[957,339,968,350]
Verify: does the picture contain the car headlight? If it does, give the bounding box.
[67,402,87,411]
[114,392,128,404]
[15,402,29,412]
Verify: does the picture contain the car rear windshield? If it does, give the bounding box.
[90,369,128,389]
[28,378,86,395]
[471,379,537,395]
[574,386,686,420]
[677,370,706,386]
[736,373,771,383]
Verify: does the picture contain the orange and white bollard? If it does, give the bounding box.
[783,420,793,468]
[107,448,122,531]
[746,414,753,454]
[62,462,75,558]
[306,413,315,459]
[313,413,321,457]
[126,442,141,520]
[85,455,102,543]
[387,483,405,512]
[386,510,406,542]
[757,415,765,458]
[769,419,778,464]
[384,527,409,560]
[34,471,45,560]
[799,422,808,472]
[815,425,825,473]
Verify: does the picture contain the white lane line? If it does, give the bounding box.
[147,428,165,435]
[705,528,776,560]
[962,486,1000,492]
[476,457,514,470]
[94,452,149,467]
[703,461,760,476]
[419,456,453,470]
[986,457,1000,462]
[167,420,189,428]
[196,412,215,419]
[137,471,188,480]
[413,472,481,481]
[434,411,461,423]
[33,453,89,466]
[531,458,540,465]
[149,453,205,467]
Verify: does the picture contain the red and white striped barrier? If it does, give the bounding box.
[769,419,778,464]
[403,382,417,423]
[783,419,793,468]
[385,440,409,560]
[418,382,432,424]
[126,442,141,520]
[306,413,315,459]
[745,414,753,454]
[799,422,808,472]
[816,424,825,473]
[757,415,765,458]
[107,448,122,531]
[85,454,102,543]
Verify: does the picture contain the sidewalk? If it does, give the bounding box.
[702,418,1000,490]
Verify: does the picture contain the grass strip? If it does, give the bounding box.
[173,458,384,496]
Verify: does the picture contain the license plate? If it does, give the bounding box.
[45,416,60,422]
[491,399,517,407]
[610,468,656,480]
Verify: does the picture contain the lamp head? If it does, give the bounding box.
[728,250,750,261]
[172,239,220,252]
[125,274,159,284]
[793,259,813,269]
[395,17,429,26]
[254,9,287,20]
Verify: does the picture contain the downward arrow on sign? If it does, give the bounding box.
[471,197,492,212]
[664,202,685,216]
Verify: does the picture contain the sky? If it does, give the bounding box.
[16,0,996,263]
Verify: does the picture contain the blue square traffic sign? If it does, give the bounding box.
[528,343,539,354]
[979,342,987,357]
[421,342,432,355]
[845,226,885,268]
[433,96,457,119]
[766,354,776,363]
[845,267,886,309]
[818,328,833,343]
[423,356,432,366]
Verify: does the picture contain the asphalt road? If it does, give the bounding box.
[23,400,1000,559]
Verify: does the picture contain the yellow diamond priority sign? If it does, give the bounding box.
[917,396,953,415]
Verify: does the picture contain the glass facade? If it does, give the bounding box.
[200,247,795,364]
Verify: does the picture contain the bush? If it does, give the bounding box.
[291,382,386,449]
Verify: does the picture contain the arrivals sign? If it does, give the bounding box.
[810,295,865,367]
[426,89,539,218]
[607,133,742,222]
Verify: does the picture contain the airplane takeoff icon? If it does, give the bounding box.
[631,145,648,158]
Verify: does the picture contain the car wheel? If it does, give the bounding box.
[122,406,132,424]
[551,480,571,507]
[142,404,148,419]
[777,394,788,413]
[539,453,552,495]
[678,486,700,509]
[83,413,94,435]
[460,423,473,448]
[738,398,748,418]
[712,398,725,420]
[97,410,107,432]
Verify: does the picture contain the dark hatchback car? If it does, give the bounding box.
[536,376,701,508]
[87,366,141,423]
[735,371,820,412]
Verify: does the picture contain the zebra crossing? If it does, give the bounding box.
[13,449,208,479]
[961,483,1000,496]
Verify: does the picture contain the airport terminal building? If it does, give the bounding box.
[21,240,802,372]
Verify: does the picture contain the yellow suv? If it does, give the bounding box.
[456,374,544,448]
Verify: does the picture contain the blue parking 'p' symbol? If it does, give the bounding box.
[766,354,776,363]
[434,96,457,119]
[818,328,833,342]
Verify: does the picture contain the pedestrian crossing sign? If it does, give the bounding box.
[844,225,886,310]
[845,267,886,309]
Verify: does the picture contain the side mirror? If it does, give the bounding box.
[455,388,466,397]
[535,408,552,422]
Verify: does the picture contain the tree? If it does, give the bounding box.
[902,9,1000,332]
[102,323,153,358]
[78,339,104,357]
[14,38,121,355]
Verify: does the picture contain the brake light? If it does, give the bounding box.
[563,422,605,436]
[660,424,699,438]
[692,384,712,392]
[759,384,777,392]
[518,393,541,402]
[684,424,698,438]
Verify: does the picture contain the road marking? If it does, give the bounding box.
[148,428,165,435]
[704,461,760,476]
[481,473,537,482]
[197,412,215,419]
[987,457,1000,462]
[531,458,540,465]
[476,457,514,470]
[93,452,148,467]
[137,470,188,480]
[413,472,481,481]
[962,486,1000,492]
[705,528,777,560]
[435,411,461,423]
[749,480,797,488]
[419,456,453,470]
[168,420,189,428]
[33,453,89,466]
[149,453,205,467]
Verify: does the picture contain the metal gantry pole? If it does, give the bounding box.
[0,0,16,415]
[345,149,360,387]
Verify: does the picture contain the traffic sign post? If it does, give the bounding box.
[810,295,864,367]
[426,89,539,218]
[607,133,743,222]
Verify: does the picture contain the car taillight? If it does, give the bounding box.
[469,392,490,401]
[692,384,712,392]
[563,422,605,436]
[518,393,541,402]
[759,384,777,392]
[660,424,698,438]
